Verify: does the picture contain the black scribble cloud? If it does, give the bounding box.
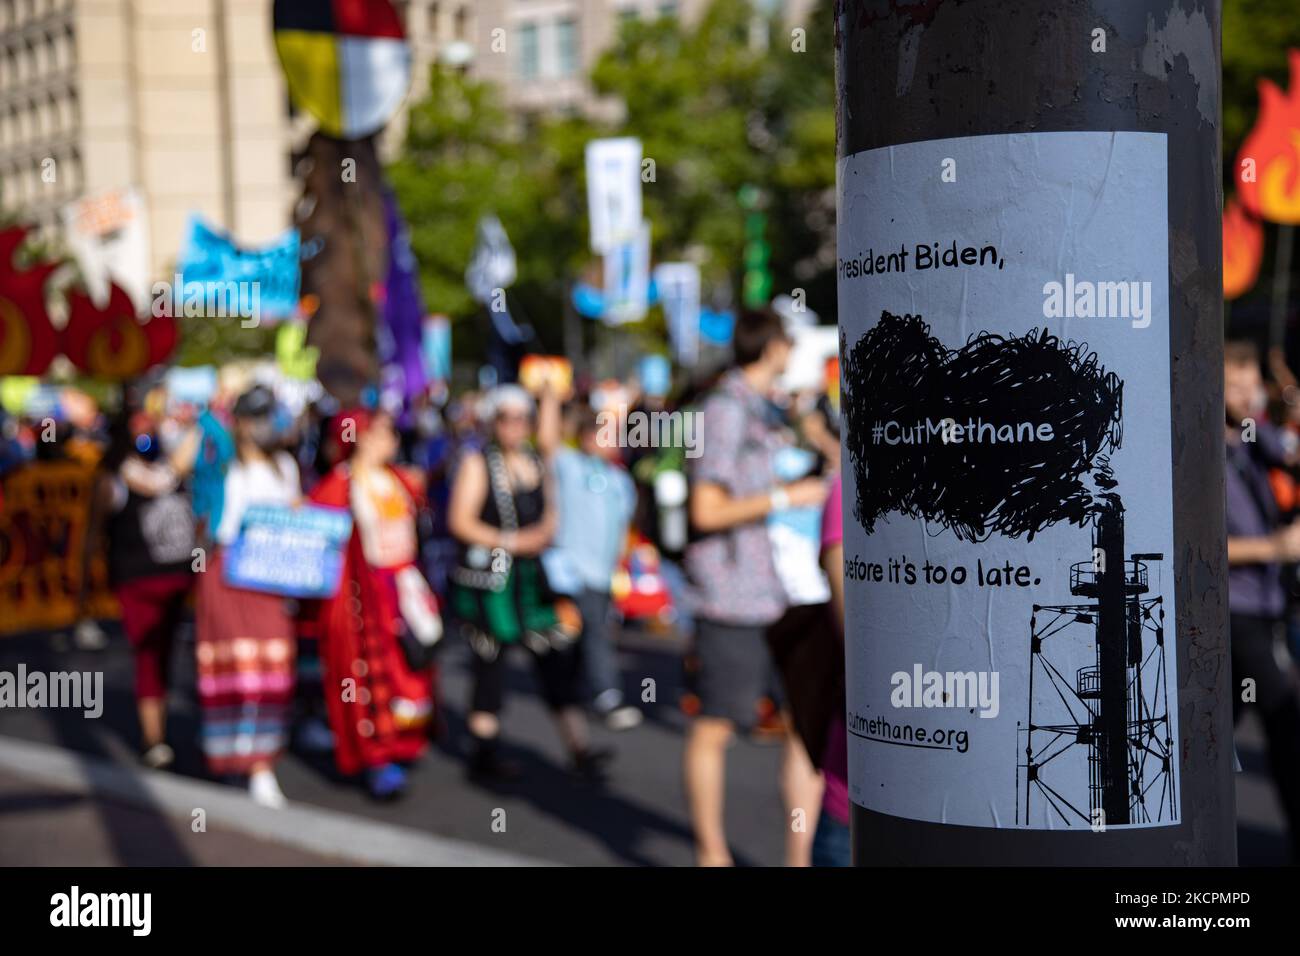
[841,310,1123,541]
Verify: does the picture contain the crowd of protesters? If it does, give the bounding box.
[0,307,852,864]
[1223,340,1300,863]
[8,316,1300,865]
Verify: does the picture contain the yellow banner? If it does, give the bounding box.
[0,459,118,635]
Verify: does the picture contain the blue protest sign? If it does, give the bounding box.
[223,504,353,598]
[174,215,301,321]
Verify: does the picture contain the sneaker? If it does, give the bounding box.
[140,743,175,770]
[295,717,335,753]
[249,768,287,809]
[73,620,108,651]
[366,763,408,801]
[603,706,643,732]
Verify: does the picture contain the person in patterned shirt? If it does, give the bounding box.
[683,308,828,866]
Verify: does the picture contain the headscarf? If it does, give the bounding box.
[327,407,377,465]
[478,384,534,422]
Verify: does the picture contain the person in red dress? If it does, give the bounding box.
[307,408,439,799]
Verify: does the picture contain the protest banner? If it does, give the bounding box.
[61,187,151,311]
[173,214,301,322]
[223,504,353,599]
[0,460,118,635]
[602,221,651,326]
[586,137,643,255]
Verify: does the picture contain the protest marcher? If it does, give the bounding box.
[763,429,838,867]
[91,402,200,769]
[307,408,440,800]
[540,397,643,730]
[195,386,301,807]
[683,308,827,866]
[448,384,610,782]
[1224,340,1300,861]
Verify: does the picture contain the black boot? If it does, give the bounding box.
[467,736,523,783]
[569,746,614,783]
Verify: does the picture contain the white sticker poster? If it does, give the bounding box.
[836,132,1179,830]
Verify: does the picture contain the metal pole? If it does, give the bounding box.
[1270,224,1294,354]
[836,0,1231,864]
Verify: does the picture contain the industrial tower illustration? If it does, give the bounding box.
[1016,499,1177,827]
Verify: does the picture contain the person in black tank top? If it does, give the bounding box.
[93,403,199,770]
[447,385,612,783]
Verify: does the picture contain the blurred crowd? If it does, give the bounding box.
[1223,341,1300,863]
[0,307,851,866]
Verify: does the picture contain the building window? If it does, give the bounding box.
[427,2,439,37]
[658,2,677,19]
[518,22,539,80]
[555,17,578,76]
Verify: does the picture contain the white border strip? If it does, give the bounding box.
[0,735,553,867]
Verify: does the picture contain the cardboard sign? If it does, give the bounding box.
[0,461,119,635]
[518,355,573,399]
[586,137,643,254]
[223,504,352,598]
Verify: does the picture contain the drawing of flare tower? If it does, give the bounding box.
[1017,499,1176,827]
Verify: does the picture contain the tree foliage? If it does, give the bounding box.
[388,0,837,360]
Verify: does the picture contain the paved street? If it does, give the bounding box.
[0,766,352,867]
[0,623,1288,866]
[0,623,789,866]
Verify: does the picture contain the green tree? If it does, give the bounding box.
[389,0,840,361]
[1224,0,1300,178]
[587,1,836,317]
[388,67,585,360]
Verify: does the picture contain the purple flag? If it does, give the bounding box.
[378,189,429,414]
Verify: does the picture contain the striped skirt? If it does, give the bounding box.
[195,549,296,776]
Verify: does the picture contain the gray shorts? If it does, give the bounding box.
[692,618,773,728]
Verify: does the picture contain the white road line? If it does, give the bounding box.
[0,735,554,867]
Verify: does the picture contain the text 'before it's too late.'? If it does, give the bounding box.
[845,556,1041,589]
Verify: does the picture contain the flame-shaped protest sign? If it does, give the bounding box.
[62,284,177,379]
[1238,49,1300,225]
[0,227,60,376]
[1223,196,1264,300]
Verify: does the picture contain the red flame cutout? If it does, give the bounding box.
[0,226,61,376]
[1223,197,1264,300]
[62,284,177,380]
[1238,49,1300,225]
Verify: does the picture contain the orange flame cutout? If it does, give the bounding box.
[1223,197,1264,300]
[62,284,177,380]
[1238,49,1300,225]
[0,226,61,376]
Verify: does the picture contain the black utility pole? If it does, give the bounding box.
[836,0,1231,864]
